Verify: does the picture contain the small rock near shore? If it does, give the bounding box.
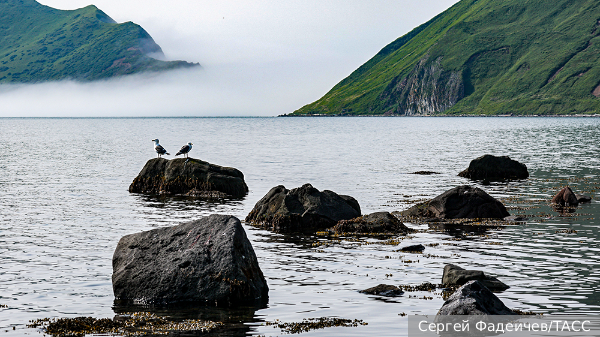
[333,212,409,234]
[112,214,268,306]
[359,284,404,297]
[442,264,509,291]
[401,185,510,219]
[437,280,514,315]
[576,194,592,203]
[551,186,579,207]
[245,184,361,233]
[129,158,248,198]
[458,154,529,181]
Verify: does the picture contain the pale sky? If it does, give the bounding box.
[1,0,460,116]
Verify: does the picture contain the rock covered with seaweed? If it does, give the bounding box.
[129,158,248,198]
[112,214,268,306]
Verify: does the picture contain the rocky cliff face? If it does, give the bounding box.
[377,56,464,115]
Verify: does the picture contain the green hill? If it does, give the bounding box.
[291,0,600,116]
[0,0,198,83]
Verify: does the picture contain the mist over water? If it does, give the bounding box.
[1,117,599,336]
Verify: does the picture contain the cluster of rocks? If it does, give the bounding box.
[116,153,593,313]
[359,264,513,315]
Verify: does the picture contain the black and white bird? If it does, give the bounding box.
[176,142,193,158]
[152,139,170,158]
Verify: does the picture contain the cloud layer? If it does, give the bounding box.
[2,0,459,116]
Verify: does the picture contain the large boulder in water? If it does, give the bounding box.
[437,280,514,315]
[333,211,410,234]
[245,183,361,233]
[129,158,248,198]
[442,264,509,291]
[112,214,268,306]
[401,185,509,219]
[458,154,529,181]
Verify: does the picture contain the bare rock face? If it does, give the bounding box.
[129,158,248,198]
[437,280,514,315]
[333,212,409,234]
[551,186,579,207]
[112,214,268,306]
[401,185,510,219]
[458,154,529,181]
[442,264,509,291]
[245,184,361,233]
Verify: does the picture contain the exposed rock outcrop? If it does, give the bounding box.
[458,155,529,181]
[401,185,510,219]
[112,214,268,306]
[442,264,509,291]
[129,158,248,198]
[437,280,514,315]
[551,186,579,207]
[378,56,464,115]
[332,212,409,234]
[359,284,404,297]
[246,184,361,233]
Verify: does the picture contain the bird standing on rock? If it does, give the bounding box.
[152,139,169,158]
[176,142,193,158]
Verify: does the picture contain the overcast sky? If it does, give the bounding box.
[2,0,459,116]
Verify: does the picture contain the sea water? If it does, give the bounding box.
[1,117,599,336]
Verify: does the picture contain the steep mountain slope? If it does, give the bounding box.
[0,0,198,83]
[292,0,600,115]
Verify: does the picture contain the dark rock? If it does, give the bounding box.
[551,186,579,207]
[575,194,592,203]
[129,158,248,198]
[399,244,425,252]
[437,280,514,315]
[411,171,440,175]
[333,212,409,234]
[245,184,361,233]
[442,264,509,291]
[112,214,268,306]
[359,284,404,297]
[458,154,529,181]
[401,185,510,219]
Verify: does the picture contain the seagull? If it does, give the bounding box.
[152,139,169,158]
[176,142,193,158]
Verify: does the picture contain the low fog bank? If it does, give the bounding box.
[8,0,461,117]
[0,60,337,117]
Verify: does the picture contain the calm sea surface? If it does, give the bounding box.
[1,117,599,336]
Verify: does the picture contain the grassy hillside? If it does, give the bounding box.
[0,0,198,83]
[292,0,600,116]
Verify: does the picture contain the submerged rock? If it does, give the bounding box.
[129,158,248,198]
[245,184,361,233]
[576,194,592,203]
[399,244,425,252]
[401,185,510,219]
[442,264,509,291]
[359,284,404,297]
[458,155,529,181]
[332,212,409,234]
[112,214,268,306]
[437,280,514,315]
[551,186,579,207]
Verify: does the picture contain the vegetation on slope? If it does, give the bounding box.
[292,0,600,116]
[0,0,198,83]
